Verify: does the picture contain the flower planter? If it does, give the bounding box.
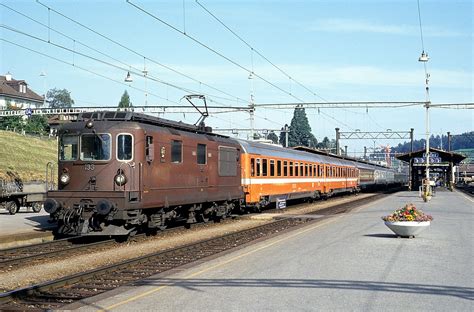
[384,221,431,238]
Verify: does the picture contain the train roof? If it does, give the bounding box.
[236,139,354,166]
[76,111,228,137]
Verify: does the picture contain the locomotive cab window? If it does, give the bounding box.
[81,133,111,161]
[117,134,133,161]
[171,140,182,163]
[59,135,78,161]
[197,144,206,164]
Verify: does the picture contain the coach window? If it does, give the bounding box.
[270,160,275,176]
[300,163,304,177]
[277,160,282,176]
[251,158,255,177]
[289,161,294,176]
[262,159,268,176]
[294,162,299,176]
[117,134,133,160]
[197,144,206,164]
[256,159,261,176]
[171,140,182,163]
[284,161,288,176]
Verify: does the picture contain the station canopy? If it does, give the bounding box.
[396,147,466,165]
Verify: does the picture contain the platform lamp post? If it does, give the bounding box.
[419,51,432,201]
[40,71,46,108]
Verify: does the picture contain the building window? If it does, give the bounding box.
[171,140,182,163]
[197,144,206,164]
[19,84,27,93]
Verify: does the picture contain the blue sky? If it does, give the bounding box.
[1,0,472,154]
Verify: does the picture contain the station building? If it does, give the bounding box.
[396,147,466,191]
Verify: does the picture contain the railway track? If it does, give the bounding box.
[0,193,387,311]
[456,184,474,197]
[0,192,374,273]
[0,237,118,272]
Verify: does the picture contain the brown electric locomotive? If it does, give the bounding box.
[44,111,243,236]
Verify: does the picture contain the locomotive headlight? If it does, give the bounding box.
[114,173,127,186]
[60,173,70,185]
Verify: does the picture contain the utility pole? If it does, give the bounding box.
[335,128,340,155]
[419,50,431,201]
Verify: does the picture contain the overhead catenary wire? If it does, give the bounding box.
[0,38,180,105]
[33,0,248,105]
[193,0,392,135]
[126,0,307,104]
[126,0,369,136]
[1,24,244,108]
[194,0,328,102]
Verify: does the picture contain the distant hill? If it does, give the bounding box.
[0,130,57,182]
[391,131,474,154]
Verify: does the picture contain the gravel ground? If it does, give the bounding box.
[0,193,374,292]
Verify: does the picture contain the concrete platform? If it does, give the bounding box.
[73,190,473,311]
[0,209,55,248]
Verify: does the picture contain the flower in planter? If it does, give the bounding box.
[382,203,433,222]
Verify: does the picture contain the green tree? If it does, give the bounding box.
[0,115,22,131]
[24,115,48,135]
[118,90,132,108]
[288,106,317,147]
[47,88,74,108]
[267,131,279,144]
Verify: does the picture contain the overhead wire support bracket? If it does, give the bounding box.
[338,130,412,140]
[182,94,209,126]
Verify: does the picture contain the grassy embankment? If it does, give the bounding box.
[0,130,57,182]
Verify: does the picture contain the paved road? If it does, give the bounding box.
[76,190,473,311]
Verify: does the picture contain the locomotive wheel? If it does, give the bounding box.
[32,202,43,213]
[6,200,19,215]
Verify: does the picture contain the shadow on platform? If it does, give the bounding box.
[363,233,397,238]
[25,215,56,232]
[132,278,473,301]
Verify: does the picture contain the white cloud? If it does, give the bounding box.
[309,18,465,37]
